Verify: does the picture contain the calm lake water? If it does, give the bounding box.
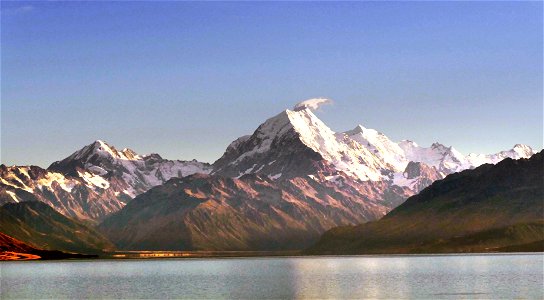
[1,254,542,299]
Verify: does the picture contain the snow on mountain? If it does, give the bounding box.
[465,144,537,167]
[0,141,212,221]
[397,140,537,175]
[397,141,467,174]
[1,100,537,223]
[214,105,537,193]
[0,166,79,194]
[392,161,442,192]
[0,165,124,221]
[213,108,391,181]
[49,140,212,197]
[286,108,391,181]
[345,125,407,172]
[68,140,141,161]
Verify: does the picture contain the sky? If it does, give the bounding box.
[1,1,542,166]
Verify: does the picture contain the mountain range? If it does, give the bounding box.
[308,151,543,254]
[0,141,211,221]
[0,103,538,251]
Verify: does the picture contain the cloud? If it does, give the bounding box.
[293,98,333,111]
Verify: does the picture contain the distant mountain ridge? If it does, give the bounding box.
[49,140,212,199]
[0,141,211,221]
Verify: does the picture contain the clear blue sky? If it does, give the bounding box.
[2,1,542,166]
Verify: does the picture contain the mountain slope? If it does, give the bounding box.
[0,232,38,253]
[0,165,127,221]
[345,125,407,172]
[0,140,211,221]
[0,232,99,260]
[99,173,410,251]
[0,201,115,253]
[308,151,544,254]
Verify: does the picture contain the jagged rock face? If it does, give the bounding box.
[99,173,412,251]
[0,141,212,221]
[48,140,213,198]
[212,119,330,180]
[400,162,442,192]
[402,142,466,174]
[0,165,124,221]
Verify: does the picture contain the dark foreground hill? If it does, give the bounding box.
[0,201,115,254]
[308,151,544,254]
[0,232,98,260]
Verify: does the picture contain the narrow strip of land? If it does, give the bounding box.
[104,250,302,259]
[0,251,41,261]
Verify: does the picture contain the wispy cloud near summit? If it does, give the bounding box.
[293,98,333,111]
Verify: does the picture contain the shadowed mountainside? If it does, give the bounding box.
[0,201,115,254]
[0,232,99,260]
[98,173,409,251]
[308,151,544,254]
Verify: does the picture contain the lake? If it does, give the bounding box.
[1,254,542,299]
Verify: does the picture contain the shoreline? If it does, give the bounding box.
[3,249,543,262]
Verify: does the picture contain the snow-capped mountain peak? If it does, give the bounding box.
[67,140,143,163]
[48,140,212,198]
[465,144,536,167]
[1,138,214,221]
[213,108,392,181]
[512,144,535,157]
[120,148,140,160]
[90,140,142,161]
[397,140,466,173]
[398,140,419,148]
[345,125,407,171]
[214,103,538,185]
[286,108,343,159]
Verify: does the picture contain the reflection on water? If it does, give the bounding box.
[1,254,542,299]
